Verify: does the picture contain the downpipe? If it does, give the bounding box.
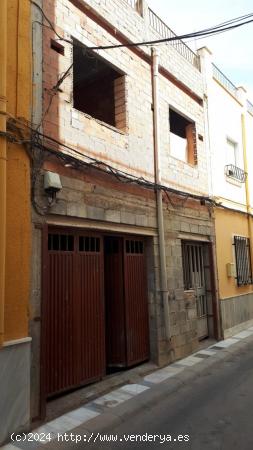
[151,47,171,342]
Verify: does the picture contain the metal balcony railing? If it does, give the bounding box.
[247,100,253,116]
[213,64,239,99]
[148,8,200,71]
[225,164,247,183]
[124,0,142,14]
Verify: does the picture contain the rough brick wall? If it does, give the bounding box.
[41,0,207,198]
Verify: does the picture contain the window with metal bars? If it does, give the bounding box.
[48,234,74,251]
[126,240,144,254]
[234,236,253,286]
[79,236,100,253]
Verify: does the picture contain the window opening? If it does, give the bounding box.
[169,108,197,165]
[73,40,126,129]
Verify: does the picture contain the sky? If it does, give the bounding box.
[147,0,253,100]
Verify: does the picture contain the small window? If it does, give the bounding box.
[79,236,100,253]
[226,138,239,167]
[234,236,253,286]
[48,234,74,251]
[169,108,197,165]
[73,40,126,130]
[126,240,144,254]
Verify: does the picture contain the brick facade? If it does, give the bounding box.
[29,0,219,420]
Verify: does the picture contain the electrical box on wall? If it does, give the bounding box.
[226,263,236,278]
[44,171,62,193]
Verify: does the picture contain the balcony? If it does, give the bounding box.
[123,1,200,70]
[225,164,247,183]
[213,64,239,100]
[148,8,200,70]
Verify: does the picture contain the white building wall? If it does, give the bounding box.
[199,47,252,211]
[245,110,253,209]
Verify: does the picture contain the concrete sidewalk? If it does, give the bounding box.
[3,327,253,449]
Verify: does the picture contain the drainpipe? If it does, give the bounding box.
[151,47,171,341]
[0,0,7,346]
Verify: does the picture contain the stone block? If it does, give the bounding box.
[120,211,136,225]
[87,205,105,220]
[50,200,67,215]
[181,222,190,232]
[67,203,87,218]
[105,209,121,223]
[136,214,148,227]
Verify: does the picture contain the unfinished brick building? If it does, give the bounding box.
[30,0,220,420]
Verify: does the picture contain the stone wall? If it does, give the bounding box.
[30,168,217,414]
[220,293,253,338]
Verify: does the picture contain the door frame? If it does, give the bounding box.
[182,239,220,342]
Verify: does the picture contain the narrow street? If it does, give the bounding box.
[43,336,253,450]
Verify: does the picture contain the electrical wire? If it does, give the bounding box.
[0,123,214,205]
[30,1,253,51]
[86,17,253,50]
[3,124,252,219]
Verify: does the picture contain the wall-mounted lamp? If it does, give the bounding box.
[44,171,62,205]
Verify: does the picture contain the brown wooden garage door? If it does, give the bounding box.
[43,229,105,398]
[124,237,150,366]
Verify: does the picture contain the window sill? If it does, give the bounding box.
[72,108,128,136]
[169,153,198,168]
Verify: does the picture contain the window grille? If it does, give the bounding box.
[48,234,74,251]
[79,236,100,253]
[234,236,253,286]
[126,240,144,254]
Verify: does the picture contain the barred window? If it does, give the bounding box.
[234,236,253,286]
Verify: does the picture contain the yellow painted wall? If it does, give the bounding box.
[215,208,253,299]
[4,0,31,341]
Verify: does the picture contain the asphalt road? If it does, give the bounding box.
[45,339,253,450]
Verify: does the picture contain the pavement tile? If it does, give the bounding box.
[162,365,185,374]
[93,390,132,408]
[175,355,202,366]
[196,349,217,356]
[234,330,253,339]
[44,415,80,434]
[64,407,100,423]
[211,338,239,348]
[119,384,149,396]
[144,368,178,384]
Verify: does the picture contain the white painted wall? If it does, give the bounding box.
[199,47,253,211]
